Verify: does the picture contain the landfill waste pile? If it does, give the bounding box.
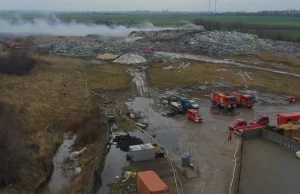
[113,54,147,64]
[113,134,144,152]
[36,28,300,57]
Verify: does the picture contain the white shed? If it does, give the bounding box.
[129,143,155,162]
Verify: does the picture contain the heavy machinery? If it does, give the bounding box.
[229,92,256,108]
[211,92,236,109]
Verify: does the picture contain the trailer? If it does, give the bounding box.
[277,112,300,125]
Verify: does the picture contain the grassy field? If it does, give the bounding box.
[86,63,132,90]
[149,61,300,96]
[0,54,132,193]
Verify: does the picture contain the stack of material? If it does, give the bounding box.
[113,134,144,152]
[278,123,300,138]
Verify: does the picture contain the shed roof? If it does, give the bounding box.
[137,171,168,192]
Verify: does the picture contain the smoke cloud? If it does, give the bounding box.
[0,17,168,37]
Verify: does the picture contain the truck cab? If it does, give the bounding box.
[250,116,269,126]
[211,92,236,109]
[187,109,203,123]
[229,119,247,130]
[230,92,255,108]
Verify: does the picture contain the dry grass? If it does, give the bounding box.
[70,165,93,194]
[149,61,300,96]
[259,53,300,73]
[259,53,300,67]
[0,55,89,133]
[76,144,98,166]
[86,63,131,90]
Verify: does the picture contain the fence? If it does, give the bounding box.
[84,128,111,194]
[262,129,300,152]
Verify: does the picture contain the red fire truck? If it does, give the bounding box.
[229,92,256,108]
[211,92,236,109]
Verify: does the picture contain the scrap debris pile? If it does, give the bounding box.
[36,27,300,58]
[113,134,144,152]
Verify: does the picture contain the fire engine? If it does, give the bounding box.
[211,92,236,109]
[229,92,256,108]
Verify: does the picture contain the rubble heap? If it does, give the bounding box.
[36,29,300,57]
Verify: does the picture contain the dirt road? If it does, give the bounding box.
[240,139,300,194]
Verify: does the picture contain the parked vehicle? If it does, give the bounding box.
[288,97,300,103]
[137,171,169,194]
[277,112,300,125]
[229,118,264,133]
[188,99,199,109]
[170,101,183,113]
[250,116,270,126]
[229,119,248,130]
[229,92,256,108]
[211,92,236,109]
[187,109,203,123]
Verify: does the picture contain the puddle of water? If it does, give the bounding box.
[46,133,76,193]
[155,52,300,78]
[96,145,128,194]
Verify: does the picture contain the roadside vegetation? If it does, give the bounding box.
[149,61,300,96]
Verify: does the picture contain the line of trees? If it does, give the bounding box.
[193,19,300,43]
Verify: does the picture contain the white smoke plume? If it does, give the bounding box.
[0,16,169,37]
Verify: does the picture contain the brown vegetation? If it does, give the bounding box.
[149,61,300,96]
[0,103,28,188]
[86,63,131,90]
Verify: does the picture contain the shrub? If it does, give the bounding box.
[0,50,37,76]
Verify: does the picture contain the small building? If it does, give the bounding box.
[129,143,155,162]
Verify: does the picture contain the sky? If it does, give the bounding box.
[0,0,299,12]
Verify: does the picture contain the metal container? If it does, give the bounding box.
[129,143,155,162]
[181,152,190,167]
[137,171,169,194]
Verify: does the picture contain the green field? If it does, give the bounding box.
[1,13,300,26]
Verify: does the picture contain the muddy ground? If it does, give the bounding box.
[95,63,300,194]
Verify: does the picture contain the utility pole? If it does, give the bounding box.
[209,0,211,13]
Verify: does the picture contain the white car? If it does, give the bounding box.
[188,99,199,109]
